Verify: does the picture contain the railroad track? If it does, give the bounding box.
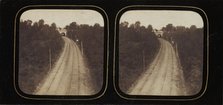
[35,37,94,95]
[128,38,187,95]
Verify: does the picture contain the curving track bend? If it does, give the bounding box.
[35,37,95,95]
[128,38,187,96]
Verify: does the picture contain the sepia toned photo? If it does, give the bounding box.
[119,10,204,96]
[18,9,105,95]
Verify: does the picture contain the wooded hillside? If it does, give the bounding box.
[19,19,64,94]
[65,22,104,92]
[119,21,160,93]
[162,24,203,95]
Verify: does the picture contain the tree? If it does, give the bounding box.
[25,20,32,26]
[94,23,101,28]
[70,22,78,28]
[161,27,166,31]
[120,21,129,28]
[147,25,153,32]
[65,22,78,39]
[176,26,186,32]
[135,21,141,29]
[165,24,174,32]
[190,25,197,31]
[38,19,45,28]
[51,23,57,30]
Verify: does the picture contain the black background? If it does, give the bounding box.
[0,0,222,104]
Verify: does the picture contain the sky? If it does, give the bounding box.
[120,10,204,30]
[20,9,104,28]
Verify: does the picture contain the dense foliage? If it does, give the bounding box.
[65,22,104,92]
[19,19,64,94]
[119,21,160,93]
[162,24,203,95]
